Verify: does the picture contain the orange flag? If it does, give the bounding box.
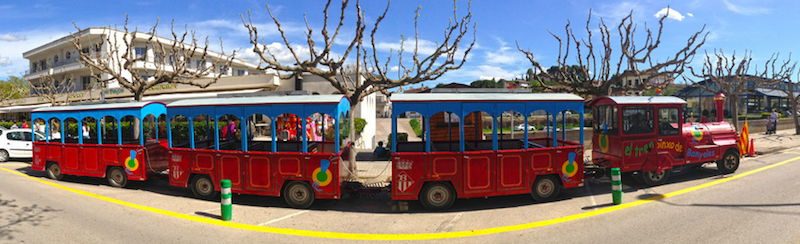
[742,120,750,154]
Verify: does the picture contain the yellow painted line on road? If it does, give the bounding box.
[2,155,799,241]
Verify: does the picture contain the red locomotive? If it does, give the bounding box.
[589,93,741,185]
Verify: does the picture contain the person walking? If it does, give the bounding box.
[768,108,780,134]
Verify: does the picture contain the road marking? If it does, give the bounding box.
[258,210,310,226]
[0,163,32,167]
[438,213,463,233]
[2,154,799,241]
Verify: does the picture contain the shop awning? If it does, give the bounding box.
[0,103,52,114]
[754,88,788,98]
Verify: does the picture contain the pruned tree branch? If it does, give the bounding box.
[517,7,707,96]
[70,15,237,101]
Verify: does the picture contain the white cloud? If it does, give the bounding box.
[6,69,15,75]
[389,66,399,72]
[446,65,522,82]
[0,33,26,42]
[654,7,686,21]
[0,56,10,66]
[723,0,770,15]
[594,2,646,21]
[687,13,694,17]
[485,38,523,65]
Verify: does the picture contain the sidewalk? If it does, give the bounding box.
[750,128,800,154]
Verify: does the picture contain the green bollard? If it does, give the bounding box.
[611,168,622,204]
[221,179,232,221]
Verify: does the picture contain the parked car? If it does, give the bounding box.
[514,124,536,131]
[539,126,562,132]
[0,129,46,162]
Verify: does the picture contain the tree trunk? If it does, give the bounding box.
[730,96,740,130]
[348,103,358,179]
[792,96,800,135]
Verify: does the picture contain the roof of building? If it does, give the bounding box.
[32,101,164,113]
[590,96,686,105]
[391,93,583,102]
[167,94,348,107]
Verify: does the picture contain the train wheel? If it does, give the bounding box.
[531,175,561,202]
[283,181,314,209]
[420,182,455,210]
[0,150,9,162]
[46,163,63,180]
[106,167,128,188]
[717,150,740,174]
[640,170,670,186]
[191,175,218,200]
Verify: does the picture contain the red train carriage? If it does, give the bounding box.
[165,95,353,208]
[390,93,585,210]
[589,94,741,186]
[30,102,170,187]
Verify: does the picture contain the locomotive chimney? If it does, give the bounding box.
[713,93,726,122]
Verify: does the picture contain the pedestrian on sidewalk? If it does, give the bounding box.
[768,109,779,134]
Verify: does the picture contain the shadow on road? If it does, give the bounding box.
[5,162,737,214]
[0,194,59,242]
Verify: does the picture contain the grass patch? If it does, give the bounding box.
[409,119,423,137]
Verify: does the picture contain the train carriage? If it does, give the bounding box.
[30,102,170,187]
[165,94,353,208]
[390,93,585,210]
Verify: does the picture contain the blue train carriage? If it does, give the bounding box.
[390,93,585,210]
[31,101,170,187]
[165,94,353,208]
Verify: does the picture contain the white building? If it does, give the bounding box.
[23,27,262,93]
[5,27,377,149]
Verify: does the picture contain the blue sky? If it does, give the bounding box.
[0,0,796,88]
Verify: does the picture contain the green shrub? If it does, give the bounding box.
[386,132,408,149]
[409,119,423,137]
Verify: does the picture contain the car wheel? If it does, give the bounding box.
[531,175,561,202]
[283,181,315,209]
[0,150,8,162]
[717,150,740,174]
[419,182,456,210]
[191,175,218,200]
[640,170,670,186]
[46,163,63,180]
[106,167,128,188]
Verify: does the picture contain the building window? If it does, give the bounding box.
[81,76,92,90]
[154,52,163,64]
[218,65,227,74]
[65,51,71,60]
[32,63,37,72]
[82,47,90,54]
[140,74,148,81]
[40,60,46,69]
[237,69,245,76]
[53,55,59,64]
[196,60,205,70]
[135,47,147,59]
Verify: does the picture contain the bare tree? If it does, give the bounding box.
[771,56,799,134]
[242,0,475,168]
[517,9,707,96]
[70,15,237,101]
[686,49,792,129]
[0,76,29,106]
[29,71,75,106]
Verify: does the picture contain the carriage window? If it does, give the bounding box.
[658,108,680,136]
[622,106,654,134]
[594,105,618,135]
[121,116,141,145]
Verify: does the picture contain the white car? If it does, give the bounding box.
[514,124,536,131]
[0,129,46,162]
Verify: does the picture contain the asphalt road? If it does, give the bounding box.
[1,148,800,244]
